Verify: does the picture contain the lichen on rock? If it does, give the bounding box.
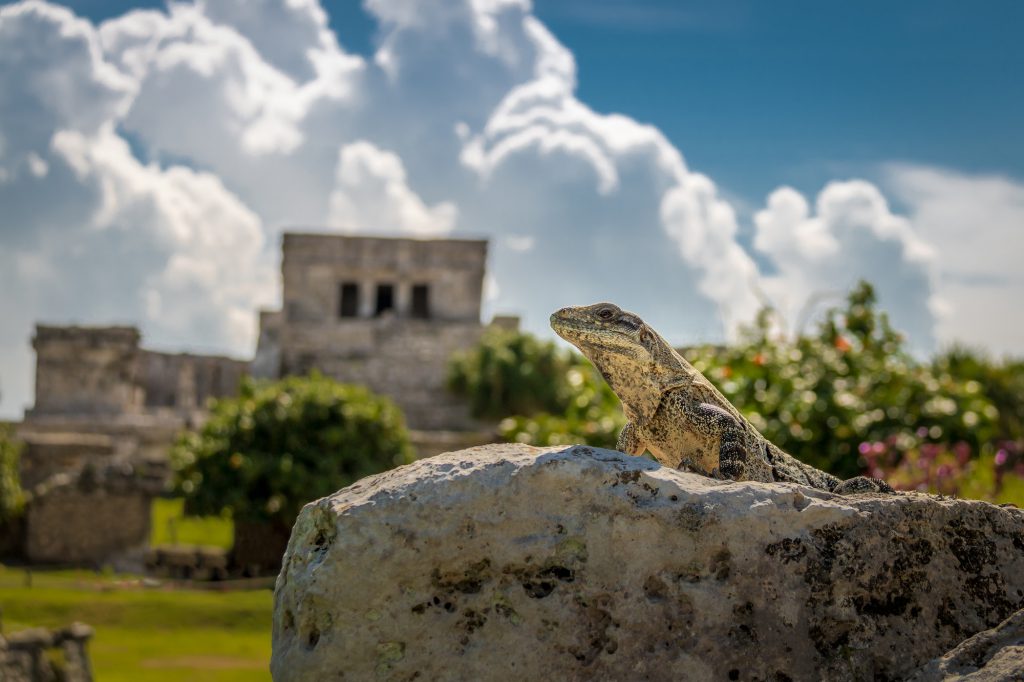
[271,444,1024,681]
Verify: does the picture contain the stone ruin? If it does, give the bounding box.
[6,234,515,568]
[255,233,513,439]
[9,324,247,567]
[24,460,166,565]
[0,622,94,682]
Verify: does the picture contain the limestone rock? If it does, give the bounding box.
[910,607,1024,681]
[271,444,1024,681]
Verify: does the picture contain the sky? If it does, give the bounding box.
[1,0,1022,418]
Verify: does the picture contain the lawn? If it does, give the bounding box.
[0,566,272,682]
[150,497,234,550]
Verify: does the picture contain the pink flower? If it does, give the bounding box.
[954,441,971,462]
[858,442,871,455]
[995,449,1009,466]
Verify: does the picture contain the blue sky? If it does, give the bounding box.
[60,0,1024,200]
[1,0,1023,417]
[364,0,1024,200]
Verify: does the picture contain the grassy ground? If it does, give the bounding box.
[150,498,234,550]
[0,566,272,681]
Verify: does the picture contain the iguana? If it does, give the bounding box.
[550,302,892,495]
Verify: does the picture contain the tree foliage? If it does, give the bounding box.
[455,282,1024,504]
[447,328,579,419]
[0,423,24,523]
[172,374,413,525]
[685,282,1000,478]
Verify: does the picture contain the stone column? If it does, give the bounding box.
[360,278,375,318]
[395,281,411,318]
[57,623,95,682]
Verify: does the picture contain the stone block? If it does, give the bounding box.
[272,444,1024,681]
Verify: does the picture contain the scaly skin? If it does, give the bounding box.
[550,302,892,495]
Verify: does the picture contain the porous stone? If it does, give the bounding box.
[910,606,1024,681]
[271,444,1024,681]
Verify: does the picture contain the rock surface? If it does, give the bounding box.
[271,444,1024,681]
[910,607,1024,681]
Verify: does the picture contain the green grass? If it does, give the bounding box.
[0,566,271,681]
[151,498,233,549]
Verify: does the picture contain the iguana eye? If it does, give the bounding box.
[598,308,614,320]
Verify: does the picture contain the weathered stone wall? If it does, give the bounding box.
[252,309,283,379]
[21,324,249,489]
[25,472,154,565]
[28,324,247,425]
[282,320,484,430]
[0,623,94,682]
[281,234,486,323]
[274,234,492,430]
[30,326,143,417]
[140,350,248,413]
[407,429,495,459]
[16,432,119,490]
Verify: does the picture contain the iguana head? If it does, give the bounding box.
[550,302,688,421]
[550,302,651,361]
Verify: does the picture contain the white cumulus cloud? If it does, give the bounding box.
[752,179,938,349]
[329,141,458,236]
[883,164,1024,355]
[0,0,1015,416]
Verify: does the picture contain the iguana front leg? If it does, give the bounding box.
[616,421,646,455]
[694,402,750,480]
[617,421,646,455]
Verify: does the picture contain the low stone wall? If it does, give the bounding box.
[0,623,94,682]
[25,461,164,566]
[144,546,230,581]
[17,432,118,490]
[26,487,150,565]
[408,429,494,459]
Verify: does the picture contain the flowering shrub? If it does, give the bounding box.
[452,282,1024,505]
[861,437,1024,505]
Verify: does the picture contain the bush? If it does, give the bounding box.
[468,282,1023,506]
[496,361,625,449]
[448,328,578,419]
[171,373,414,526]
[684,282,1000,478]
[0,424,24,523]
[447,328,624,447]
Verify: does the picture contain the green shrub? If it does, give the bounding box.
[0,424,24,523]
[467,282,1023,500]
[171,373,413,526]
[496,360,625,449]
[685,282,1000,478]
[448,328,579,419]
